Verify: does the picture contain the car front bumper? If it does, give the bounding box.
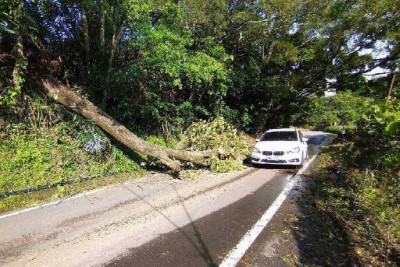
[251,152,303,165]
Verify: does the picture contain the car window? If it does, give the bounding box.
[260,131,298,141]
[298,130,303,140]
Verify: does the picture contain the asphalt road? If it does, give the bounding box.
[0,131,331,267]
[106,171,293,267]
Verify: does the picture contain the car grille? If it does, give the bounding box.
[262,151,285,156]
[261,159,286,163]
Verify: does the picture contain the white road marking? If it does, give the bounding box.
[0,173,165,220]
[0,187,106,220]
[219,154,318,267]
[0,174,161,220]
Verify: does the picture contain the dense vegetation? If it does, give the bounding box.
[0,93,143,194]
[304,94,400,255]
[0,0,399,257]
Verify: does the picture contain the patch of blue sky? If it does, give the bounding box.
[359,40,392,80]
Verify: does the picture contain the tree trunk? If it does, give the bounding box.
[81,5,90,67]
[387,72,397,100]
[100,9,105,49]
[11,1,25,92]
[35,76,224,173]
[12,34,25,90]
[109,22,124,68]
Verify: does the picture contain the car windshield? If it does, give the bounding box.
[260,131,298,141]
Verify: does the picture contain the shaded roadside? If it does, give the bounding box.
[239,146,400,267]
[291,146,400,266]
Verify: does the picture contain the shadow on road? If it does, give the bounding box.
[171,185,217,267]
[106,184,217,267]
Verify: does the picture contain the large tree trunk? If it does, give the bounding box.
[81,5,90,68]
[100,7,105,49]
[36,76,224,173]
[12,34,25,90]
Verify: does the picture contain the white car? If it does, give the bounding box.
[251,128,308,166]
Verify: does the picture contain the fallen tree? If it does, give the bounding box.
[35,76,226,173]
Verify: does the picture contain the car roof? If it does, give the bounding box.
[266,128,297,132]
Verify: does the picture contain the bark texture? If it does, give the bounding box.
[99,0,105,49]
[36,76,225,173]
[388,72,397,100]
[81,5,90,67]
[12,34,25,90]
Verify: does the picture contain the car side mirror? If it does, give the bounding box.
[302,138,308,142]
[256,138,260,142]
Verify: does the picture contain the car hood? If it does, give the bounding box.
[255,141,300,151]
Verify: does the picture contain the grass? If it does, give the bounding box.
[0,121,147,213]
[0,130,143,193]
[300,143,400,266]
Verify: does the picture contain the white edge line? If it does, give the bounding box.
[0,187,107,220]
[219,154,318,267]
[0,172,164,220]
[0,173,159,220]
[0,171,172,220]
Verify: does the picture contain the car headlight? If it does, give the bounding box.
[252,147,261,154]
[288,147,300,153]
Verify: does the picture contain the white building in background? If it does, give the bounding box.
[324,89,337,97]
[324,78,337,97]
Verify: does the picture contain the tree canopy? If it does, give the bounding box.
[1,0,399,131]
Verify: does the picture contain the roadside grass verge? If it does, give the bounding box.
[295,143,400,266]
[0,126,147,214]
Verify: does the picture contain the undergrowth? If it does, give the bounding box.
[0,129,142,195]
[0,93,146,212]
[313,144,400,266]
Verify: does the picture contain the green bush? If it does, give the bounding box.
[307,93,400,242]
[349,100,400,172]
[145,135,178,148]
[315,146,399,263]
[179,117,251,172]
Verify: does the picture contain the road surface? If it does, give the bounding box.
[0,131,331,267]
